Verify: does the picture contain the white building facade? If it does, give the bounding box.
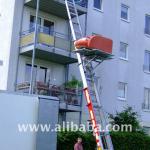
[1,0,150,132]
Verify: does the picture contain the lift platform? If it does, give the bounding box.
[74,48,113,62]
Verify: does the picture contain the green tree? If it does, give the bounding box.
[109,106,144,133]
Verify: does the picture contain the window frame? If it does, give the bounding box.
[119,42,128,61]
[143,88,150,110]
[38,66,48,83]
[25,64,37,82]
[0,60,3,66]
[93,0,103,11]
[118,82,127,100]
[144,50,150,73]
[121,4,129,22]
[145,14,150,35]
[29,14,55,35]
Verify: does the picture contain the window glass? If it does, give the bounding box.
[43,20,54,35]
[38,67,47,83]
[144,88,150,110]
[25,64,37,82]
[118,82,127,99]
[144,50,150,72]
[0,60,3,66]
[120,42,128,59]
[30,15,41,32]
[145,15,150,34]
[94,0,102,10]
[121,4,129,20]
[143,126,150,135]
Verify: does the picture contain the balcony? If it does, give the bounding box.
[16,82,82,112]
[24,0,88,19]
[142,103,150,110]
[20,26,77,64]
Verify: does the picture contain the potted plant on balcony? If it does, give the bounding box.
[64,76,82,93]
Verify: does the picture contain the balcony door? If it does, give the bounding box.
[43,19,54,35]
[25,64,49,84]
[30,15,41,32]
[25,64,37,83]
[38,67,48,83]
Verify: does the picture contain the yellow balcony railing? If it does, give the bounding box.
[20,26,74,52]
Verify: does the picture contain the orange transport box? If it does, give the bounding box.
[74,35,113,54]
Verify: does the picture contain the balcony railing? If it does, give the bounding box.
[142,103,150,110]
[71,0,88,8]
[16,82,82,106]
[20,25,74,52]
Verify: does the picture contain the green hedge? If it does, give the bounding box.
[111,132,150,150]
[57,131,96,150]
[57,131,150,150]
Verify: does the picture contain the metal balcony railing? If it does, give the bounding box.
[142,103,150,110]
[16,82,82,106]
[20,25,74,51]
[72,0,88,8]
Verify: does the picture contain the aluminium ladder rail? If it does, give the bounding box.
[65,0,114,150]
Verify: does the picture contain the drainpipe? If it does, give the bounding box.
[14,0,24,91]
[29,0,40,94]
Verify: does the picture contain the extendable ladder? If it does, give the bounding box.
[65,0,114,149]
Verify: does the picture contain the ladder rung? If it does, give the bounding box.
[67,1,74,6]
[74,30,82,34]
[72,21,79,25]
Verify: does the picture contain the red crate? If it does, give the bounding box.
[74,35,113,54]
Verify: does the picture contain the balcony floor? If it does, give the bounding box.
[20,44,77,64]
[59,102,82,112]
[25,0,87,19]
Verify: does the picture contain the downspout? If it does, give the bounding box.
[29,0,40,94]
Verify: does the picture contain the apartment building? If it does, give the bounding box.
[1,0,150,133]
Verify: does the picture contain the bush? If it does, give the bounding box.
[109,106,144,133]
[111,132,150,150]
[57,131,150,150]
[57,131,96,150]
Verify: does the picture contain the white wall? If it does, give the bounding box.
[22,6,69,35]
[17,55,65,86]
[0,0,16,90]
[0,92,39,150]
[84,0,150,126]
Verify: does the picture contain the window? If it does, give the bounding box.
[0,60,3,66]
[118,82,127,100]
[143,126,150,135]
[119,42,128,60]
[94,0,102,10]
[30,15,41,31]
[145,15,150,35]
[25,64,37,82]
[121,4,129,20]
[38,67,47,83]
[43,19,54,35]
[143,88,150,110]
[144,50,150,72]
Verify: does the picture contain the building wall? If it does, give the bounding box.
[0,91,59,150]
[1,0,150,129]
[22,6,69,36]
[85,0,150,126]
[0,92,38,150]
[17,55,66,86]
[0,0,19,91]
